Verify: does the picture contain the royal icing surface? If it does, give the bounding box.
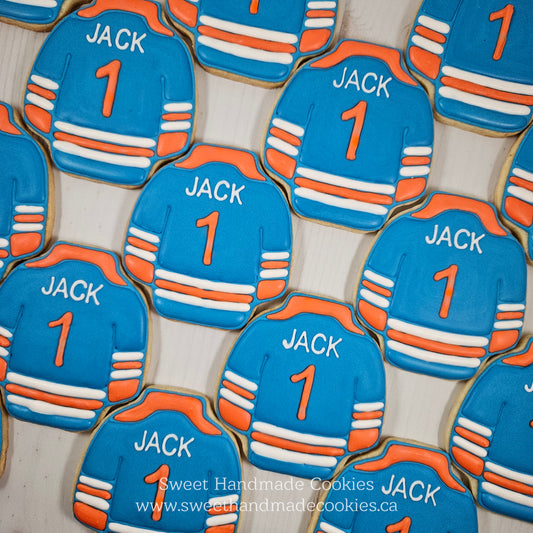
[355,192,527,380]
[263,40,434,231]
[0,242,149,431]
[449,337,533,523]
[123,143,292,329]
[496,125,533,261]
[24,0,195,187]
[310,440,478,532]
[0,0,81,29]
[74,386,242,533]
[0,102,50,281]
[406,0,533,135]
[166,0,339,85]
[216,293,385,479]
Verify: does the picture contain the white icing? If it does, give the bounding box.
[250,441,338,467]
[485,462,533,486]
[161,121,191,131]
[295,188,389,215]
[481,482,533,507]
[54,121,156,147]
[441,66,533,96]
[208,494,239,507]
[13,223,44,232]
[513,167,533,183]
[15,205,45,213]
[417,15,450,34]
[7,395,96,419]
[112,352,144,361]
[399,165,430,177]
[359,288,390,309]
[0,326,13,338]
[26,92,54,111]
[219,388,254,411]
[0,238,8,247]
[386,340,481,368]
[452,435,488,457]
[438,87,531,116]
[304,18,335,28]
[79,475,113,491]
[110,369,142,379]
[308,1,336,8]
[155,288,251,312]
[75,491,110,511]
[0,347,8,357]
[198,35,293,65]
[163,102,193,112]
[493,319,523,329]
[351,419,382,429]
[7,0,57,6]
[267,136,299,157]
[199,15,298,44]
[259,268,289,279]
[411,34,444,55]
[497,303,525,312]
[272,118,304,137]
[387,318,489,347]
[508,185,533,204]
[30,74,59,90]
[156,268,256,294]
[0,261,3,269]
[53,141,152,168]
[6,371,106,399]
[457,416,492,438]
[319,522,346,533]
[297,166,396,194]
[125,245,156,262]
[403,146,432,156]
[205,513,238,527]
[252,421,346,447]
[353,402,384,411]
[109,523,162,533]
[363,269,394,288]
[262,251,290,261]
[129,227,160,244]
[224,370,258,392]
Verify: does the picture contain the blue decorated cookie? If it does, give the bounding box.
[308,439,478,532]
[0,102,51,281]
[406,0,533,135]
[73,386,242,533]
[355,192,527,380]
[0,242,150,431]
[495,125,533,262]
[448,336,533,523]
[166,0,340,85]
[24,0,195,187]
[123,143,292,329]
[216,293,385,479]
[262,40,434,231]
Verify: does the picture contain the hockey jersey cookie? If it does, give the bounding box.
[216,293,385,480]
[0,242,149,431]
[355,192,527,380]
[24,0,195,187]
[406,0,533,135]
[166,0,340,85]
[0,102,51,281]
[308,439,478,533]
[73,386,242,533]
[263,40,434,232]
[123,143,292,329]
[0,0,87,31]
[495,125,533,262]
[448,336,533,523]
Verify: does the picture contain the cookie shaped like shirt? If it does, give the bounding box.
[74,387,242,533]
[0,242,149,431]
[24,0,195,187]
[0,0,87,31]
[310,440,478,533]
[406,0,533,135]
[449,337,533,523]
[263,40,434,231]
[216,293,385,480]
[496,125,533,261]
[166,0,339,85]
[355,192,527,380]
[123,144,292,329]
[0,102,50,281]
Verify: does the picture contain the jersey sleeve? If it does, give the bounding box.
[217,322,269,433]
[24,21,71,134]
[264,70,314,180]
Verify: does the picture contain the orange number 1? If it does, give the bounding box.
[341,101,368,160]
[290,364,316,420]
[386,516,412,533]
[96,59,121,118]
[433,265,458,319]
[196,211,219,266]
[144,464,170,522]
[249,0,259,14]
[48,311,73,367]
[489,4,514,61]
